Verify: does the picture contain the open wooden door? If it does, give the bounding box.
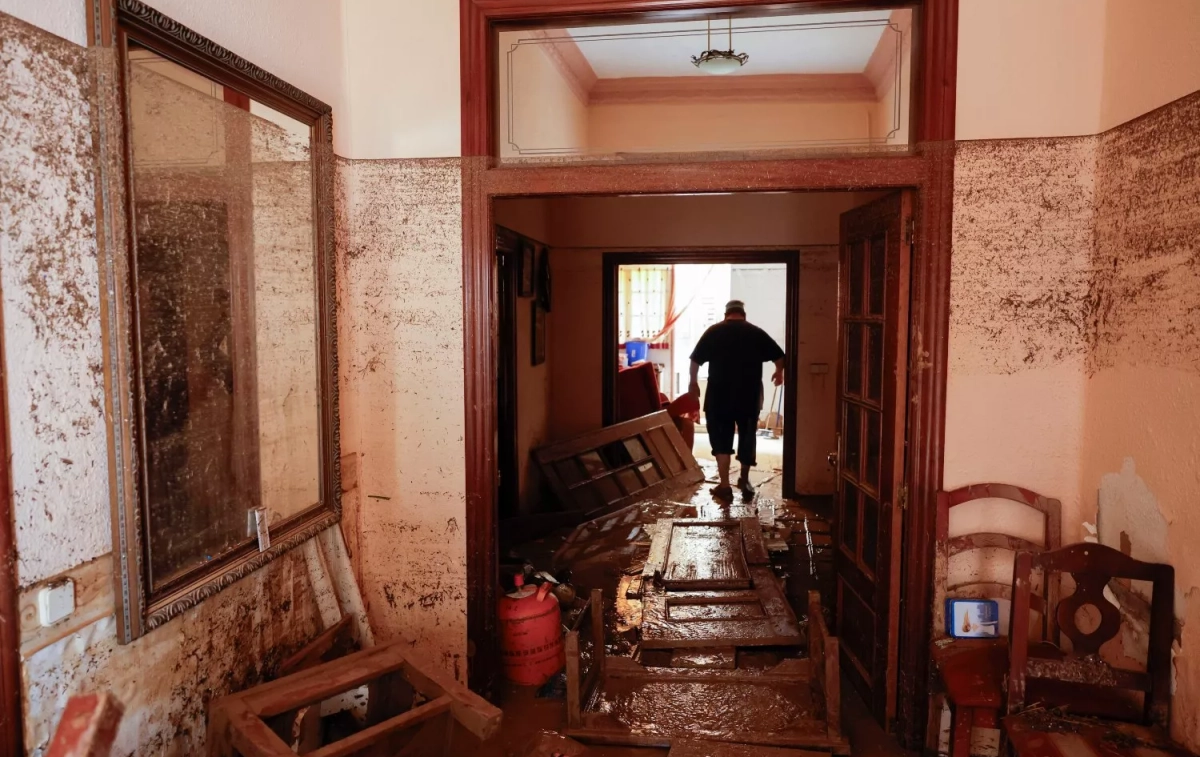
[831,191,913,727]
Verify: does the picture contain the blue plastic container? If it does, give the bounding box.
[625,340,648,365]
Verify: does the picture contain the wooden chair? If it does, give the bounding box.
[1004,543,1184,757]
[927,483,1061,757]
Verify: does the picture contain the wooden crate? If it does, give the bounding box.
[208,641,501,757]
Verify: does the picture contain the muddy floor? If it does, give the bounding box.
[469,465,912,756]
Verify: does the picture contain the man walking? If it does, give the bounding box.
[688,300,785,500]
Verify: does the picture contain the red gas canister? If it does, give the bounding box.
[498,575,564,686]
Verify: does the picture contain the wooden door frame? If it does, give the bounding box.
[460,0,958,746]
[600,248,801,498]
[0,284,21,753]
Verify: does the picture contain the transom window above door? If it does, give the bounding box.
[496,5,914,162]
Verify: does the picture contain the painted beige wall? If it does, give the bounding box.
[340,0,461,159]
[1099,0,1200,130]
[498,34,589,160]
[588,100,873,154]
[956,0,1108,140]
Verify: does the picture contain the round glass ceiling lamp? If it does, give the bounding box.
[691,18,749,75]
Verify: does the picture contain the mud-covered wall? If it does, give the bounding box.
[1083,91,1200,748]
[944,135,1097,538]
[1,12,340,754]
[335,157,468,680]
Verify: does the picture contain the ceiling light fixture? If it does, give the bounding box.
[691,17,749,75]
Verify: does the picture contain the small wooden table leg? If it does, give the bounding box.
[951,705,973,757]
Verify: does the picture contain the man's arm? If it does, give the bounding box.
[771,358,785,387]
[688,360,702,399]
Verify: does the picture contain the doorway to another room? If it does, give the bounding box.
[492,188,916,736]
[605,253,798,495]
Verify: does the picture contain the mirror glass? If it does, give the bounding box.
[127,44,321,590]
[498,7,913,161]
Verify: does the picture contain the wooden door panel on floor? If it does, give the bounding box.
[834,191,913,726]
[641,518,802,649]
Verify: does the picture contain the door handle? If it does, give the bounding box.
[827,450,839,469]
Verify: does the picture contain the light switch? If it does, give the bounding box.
[38,580,75,626]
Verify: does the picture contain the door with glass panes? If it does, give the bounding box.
[832,190,913,726]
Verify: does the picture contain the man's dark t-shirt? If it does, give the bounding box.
[690,319,785,421]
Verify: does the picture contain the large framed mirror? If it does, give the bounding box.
[88,0,338,641]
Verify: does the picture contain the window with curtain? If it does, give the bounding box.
[618,265,673,347]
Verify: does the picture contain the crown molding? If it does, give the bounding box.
[589,73,878,106]
[527,30,597,105]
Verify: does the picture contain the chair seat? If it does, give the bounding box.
[933,639,1063,709]
[1005,712,1195,757]
[932,638,1008,708]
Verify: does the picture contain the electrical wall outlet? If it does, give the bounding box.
[38,580,75,627]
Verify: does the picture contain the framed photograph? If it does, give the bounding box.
[531,301,547,366]
[518,240,535,297]
[537,245,552,311]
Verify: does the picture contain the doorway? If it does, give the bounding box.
[601,250,801,498]
[492,188,917,733]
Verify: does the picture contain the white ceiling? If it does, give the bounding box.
[562,10,897,79]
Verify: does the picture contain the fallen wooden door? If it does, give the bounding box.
[641,518,801,649]
[833,191,913,726]
[535,411,703,515]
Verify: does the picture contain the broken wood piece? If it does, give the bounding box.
[535,411,704,517]
[279,615,356,678]
[807,590,840,740]
[46,693,124,757]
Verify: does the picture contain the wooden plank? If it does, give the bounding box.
[46,693,123,757]
[641,568,802,650]
[739,517,770,566]
[308,696,452,757]
[279,615,354,678]
[229,704,295,757]
[590,589,605,682]
[565,631,583,730]
[401,659,503,741]
[241,644,407,716]
[808,590,841,740]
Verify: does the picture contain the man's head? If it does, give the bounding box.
[724,299,747,320]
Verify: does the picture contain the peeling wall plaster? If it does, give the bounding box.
[336,157,468,680]
[0,12,110,587]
